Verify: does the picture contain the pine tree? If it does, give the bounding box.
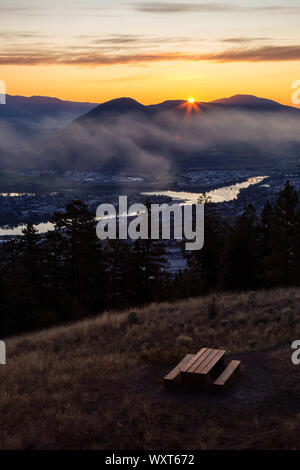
[20,222,41,287]
[186,200,223,295]
[258,201,273,285]
[130,200,169,304]
[221,204,260,290]
[52,200,95,300]
[0,223,42,334]
[266,181,300,286]
[106,239,133,308]
[51,200,108,313]
[42,229,65,309]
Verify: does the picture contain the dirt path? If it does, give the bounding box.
[128,345,300,414]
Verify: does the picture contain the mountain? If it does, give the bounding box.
[74,94,300,124]
[1,94,300,171]
[76,97,148,124]
[148,94,300,114]
[40,94,300,171]
[0,95,98,129]
[209,94,299,112]
[0,95,99,169]
[2,93,298,126]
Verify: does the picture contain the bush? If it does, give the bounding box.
[128,312,139,325]
[208,294,217,319]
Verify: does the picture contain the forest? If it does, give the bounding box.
[0,180,299,337]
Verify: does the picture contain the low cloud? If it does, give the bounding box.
[221,37,271,44]
[0,31,49,39]
[0,51,195,66]
[1,43,300,66]
[1,105,300,173]
[202,45,300,62]
[133,2,237,13]
[133,2,300,14]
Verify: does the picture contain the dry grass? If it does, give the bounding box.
[1,287,300,449]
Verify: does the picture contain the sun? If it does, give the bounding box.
[178,97,200,116]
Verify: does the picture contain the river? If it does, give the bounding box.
[0,175,268,237]
[142,175,267,205]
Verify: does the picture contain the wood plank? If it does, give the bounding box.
[196,349,225,375]
[194,349,221,374]
[164,354,195,384]
[214,360,241,386]
[180,348,208,373]
[188,349,216,373]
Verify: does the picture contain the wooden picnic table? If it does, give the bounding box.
[181,348,225,378]
[164,347,241,389]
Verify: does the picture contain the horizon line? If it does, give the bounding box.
[3,92,298,109]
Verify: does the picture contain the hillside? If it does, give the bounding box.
[1,287,300,450]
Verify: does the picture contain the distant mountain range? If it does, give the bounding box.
[0,94,98,128]
[76,94,300,121]
[2,93,298,126]
[1,94,300,171]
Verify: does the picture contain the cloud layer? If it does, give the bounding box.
[1,104,300,173]
[133,2,300,14]
[133,2,237,13]
[1,43,300,66]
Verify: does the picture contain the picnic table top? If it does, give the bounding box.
[180,348,225,375]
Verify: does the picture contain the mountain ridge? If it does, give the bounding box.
[1,93,300,171]
[75,94,300,123]
[1,94,299,129]
[0,94,99,125]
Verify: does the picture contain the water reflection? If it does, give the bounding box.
[0,176,267,237]
[0,193,36,197]
[0,222,55,237]
[142,176,267,205]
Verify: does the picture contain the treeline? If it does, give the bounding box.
[178,180,300,296]
[0,200,170,336]
[0,181,299,336]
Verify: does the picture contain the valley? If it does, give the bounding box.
[0,165,299,232]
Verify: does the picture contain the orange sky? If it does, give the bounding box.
[2,61,299,107]
[1,1,300,106]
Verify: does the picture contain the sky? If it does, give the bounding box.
[0,0,300,105]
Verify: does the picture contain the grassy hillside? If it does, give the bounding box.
[1,288,300,450]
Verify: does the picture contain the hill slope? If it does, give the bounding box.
[1,287,300,450]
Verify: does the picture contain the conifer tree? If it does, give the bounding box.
[222,204,259,290]
[266,181,300,286]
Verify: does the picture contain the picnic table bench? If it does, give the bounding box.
[213,360,241,387]
[164,347,241,390]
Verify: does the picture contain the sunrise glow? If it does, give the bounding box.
[0,1,299,105]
